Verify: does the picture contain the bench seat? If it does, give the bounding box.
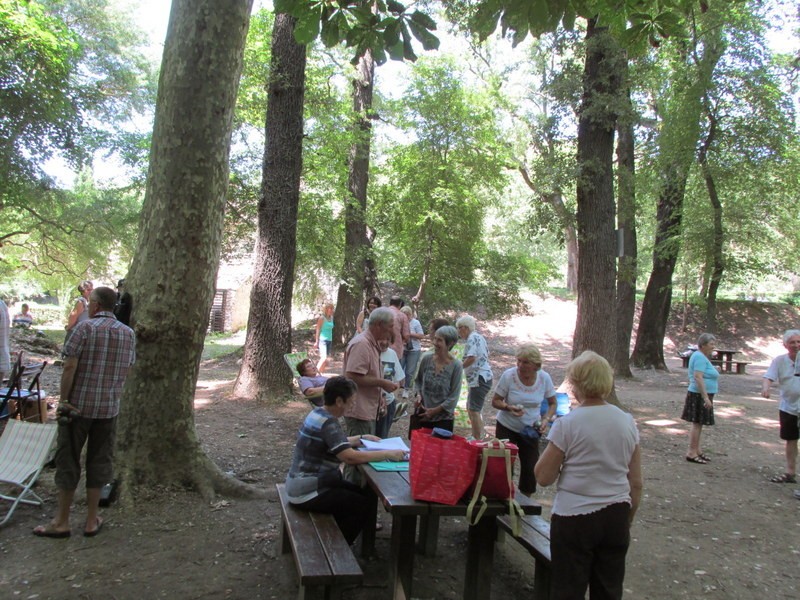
[498,514,551,600]
[276,483,363,600]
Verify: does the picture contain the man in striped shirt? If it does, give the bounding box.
[34,286,135,539]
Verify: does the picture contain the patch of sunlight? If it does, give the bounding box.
[753,417,778,427]
[644,419,679,427]
[194,398,212,408]
[195,379,231,392]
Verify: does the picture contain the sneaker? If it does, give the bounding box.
[794,489,800,500]
[401,389,409,399]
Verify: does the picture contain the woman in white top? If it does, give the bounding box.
[535,351,643,600]
[491,344,557,496]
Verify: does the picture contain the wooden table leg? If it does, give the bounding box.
[464,515,498,600]
[390,514,417,600]
[417,514,439,556]
[360,484,378,558]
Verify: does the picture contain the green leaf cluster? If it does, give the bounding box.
[274,0,439,64]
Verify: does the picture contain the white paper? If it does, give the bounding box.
[361,436,410,452]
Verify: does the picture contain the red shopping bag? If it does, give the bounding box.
[409,428,479,505]
[467,438,518,500]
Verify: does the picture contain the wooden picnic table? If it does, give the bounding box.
[359,464,542,600]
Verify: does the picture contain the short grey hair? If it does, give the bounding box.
[368,306,394,327]
[783,329,800,344]
[455,315,477,333]
[400,306,413,317]
[697,333,717,348]
[435,325,459,350]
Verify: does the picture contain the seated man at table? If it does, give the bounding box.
[285,376,405,544]
[296,358,328,406]
[13,303,34,328]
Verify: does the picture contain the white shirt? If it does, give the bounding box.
[380,347,404,405]
[764,354,800,415]
[548,403,639,516]
[494,367,556,432]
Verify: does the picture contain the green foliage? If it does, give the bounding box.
[0,0,154,285]
[274,0,439,64]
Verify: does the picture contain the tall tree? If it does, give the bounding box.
[615,74,637,377]
[572,19,625,363]
[116,0,257,497]
[234,12,308,400]
[631,8,726,369]
[333,50,376,347]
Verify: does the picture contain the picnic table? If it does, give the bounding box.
[679,347,750,374]
[358,464,542,600]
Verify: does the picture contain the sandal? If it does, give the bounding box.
[770,473,796,484]
[686,455,709,464]
[698,454,711,462]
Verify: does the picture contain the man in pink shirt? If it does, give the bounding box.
[342,307,398,483]
[388,296,410,360]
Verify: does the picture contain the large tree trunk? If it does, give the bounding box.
[116,0,257,500]
[333,51,375,347]
[699,112,724,332]
[572,20,624,367]
[234,13,307,400]
[630,19,725,369]
[614,77,637,378]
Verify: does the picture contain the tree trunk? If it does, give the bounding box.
[572,20,624,368]
[518,168,578,292]
[630,16,725,369]
[699,112,724,332]
[234,13,308,400]
[614,78,637,378]
[333,50,376,347]
[116,0,258,500]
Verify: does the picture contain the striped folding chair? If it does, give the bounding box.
[0,420,58,526]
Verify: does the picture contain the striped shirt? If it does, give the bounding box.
[63,311,136,419]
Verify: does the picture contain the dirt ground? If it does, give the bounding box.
[2,297,800,599]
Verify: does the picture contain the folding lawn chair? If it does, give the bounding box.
[283,352,324,406]
[0,419,58,526]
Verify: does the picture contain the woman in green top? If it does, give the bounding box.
[315,303,335,373]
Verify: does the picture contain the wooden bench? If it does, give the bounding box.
[276,483,363,600]
[498,514,552,600]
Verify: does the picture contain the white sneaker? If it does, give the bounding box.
[794,489,800,500]
[402,389,409,399]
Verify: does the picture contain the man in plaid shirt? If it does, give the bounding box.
[34,286,135,539]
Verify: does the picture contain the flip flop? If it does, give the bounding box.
[698,454,711,462]
[33,525,71,539]
[84,517,104,538]
[770,473,796,483]
[686,455,709,465]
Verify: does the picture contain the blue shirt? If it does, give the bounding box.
[688,351,719,394]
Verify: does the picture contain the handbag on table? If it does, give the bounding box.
[409,428,478,505]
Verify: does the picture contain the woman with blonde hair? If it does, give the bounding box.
[491,343,557,496]
[314,302,335,373]
[535,351,642,600]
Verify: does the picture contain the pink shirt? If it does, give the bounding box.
[390,306,410,359]
[343,330,381,421]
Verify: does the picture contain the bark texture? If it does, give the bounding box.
[116,0,258,499]
[234,13,307,399]
[631,20,724,369]
[699,112,724,332]
[572,21,624,366]
[334,51,376,346]
[614,79,637,378]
